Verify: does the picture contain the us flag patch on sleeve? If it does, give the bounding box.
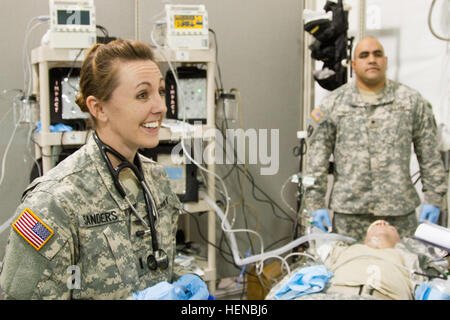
[12,208,54,251]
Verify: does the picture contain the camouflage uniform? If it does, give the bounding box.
[0,136,188,299]
[304,80,448,239]
[332,211,418,241]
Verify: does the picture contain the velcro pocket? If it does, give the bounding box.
[103,224,139,286]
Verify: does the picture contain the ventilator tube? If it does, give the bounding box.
[202,194,356,267]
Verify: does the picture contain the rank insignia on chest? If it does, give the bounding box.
[311,108,324,122]
[12,208,54,250]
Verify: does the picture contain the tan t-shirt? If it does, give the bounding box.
[119,168,141,198]
[325,244,413,300]
[359,88,382,104]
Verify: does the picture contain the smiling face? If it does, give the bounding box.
[94,59,167,160]
[351,37,388,91]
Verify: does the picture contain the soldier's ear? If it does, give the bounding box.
[86,96,108,123]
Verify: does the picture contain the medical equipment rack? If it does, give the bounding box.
[30,45,218,294]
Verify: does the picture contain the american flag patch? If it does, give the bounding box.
[12,208,54,251]
[311,108,324,123]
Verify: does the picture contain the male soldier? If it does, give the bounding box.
[304,36,447,240]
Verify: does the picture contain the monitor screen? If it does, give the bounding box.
[57,10,90,25]
[174,15,203,29]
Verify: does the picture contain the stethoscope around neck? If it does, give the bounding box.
[93,131,168,271]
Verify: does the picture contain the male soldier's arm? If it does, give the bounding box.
[412,96,448,207]
[0,191,73,299]
[304,104,336,212]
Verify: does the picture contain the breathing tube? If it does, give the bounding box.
[202,193,356,269]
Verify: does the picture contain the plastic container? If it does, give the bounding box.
[416,278,450,300]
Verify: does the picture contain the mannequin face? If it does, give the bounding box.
[365,220,400,249]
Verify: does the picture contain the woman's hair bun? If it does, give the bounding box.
[75,92,88,112]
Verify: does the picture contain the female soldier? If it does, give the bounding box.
[0,39,207,299]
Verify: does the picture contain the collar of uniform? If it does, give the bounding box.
[86,137,168,210]
[137,153,166,208]
[85,135,134,211]
[350,79,395,107]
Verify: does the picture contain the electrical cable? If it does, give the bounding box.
[234,165,257,257]
[280,174,298,216]
[224,95,259,256]
[182,209,231,256]
[427,0,450,41]
[216,121,237,180]
[150,17,307,281]
[203,192,356,277]
[181,208,262,298]
[150,23,239,258]
[23,16,50,98]
[0,96,23,186]
[0,92,40,236]
[65,48,84,91]
[231,114,294,222]
[26,122,41,178]
[208,29,224,91]
[210,36,294,227]
[190,187,260,280]
[185,209,245,269]
[216,95,294,223]
[151,20,267,290]
[20,17,50,179]
[237,164,294,222]
[210,49,308,280]
[0,104,13,125]
[96,24,110,38]
[196,204,285,295]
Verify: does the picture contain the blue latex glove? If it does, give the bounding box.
[311,208,332,232]
[274,265,333,300]
[415,282,450,300]
[132,281,187,300]
[419,204,440,224]
[35,121,73,133]
[172,274,209,300]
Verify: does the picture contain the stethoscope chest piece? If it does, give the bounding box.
[147,249,169,270]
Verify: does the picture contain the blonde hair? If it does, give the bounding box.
[75,39,156,123]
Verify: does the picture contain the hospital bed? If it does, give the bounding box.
[203,193,449,300]
[264,236,449,300]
